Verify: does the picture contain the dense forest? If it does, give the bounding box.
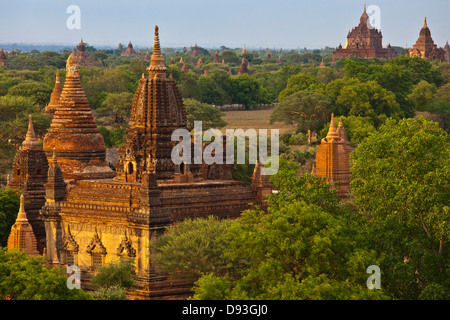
[0,43,448,300]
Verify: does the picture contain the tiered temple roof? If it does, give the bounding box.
[241,45,248,56]
[144,49,151,60]
[409,17,446,61]
[7,115,49,253]
[74,39,95,66]
[115,26,187,181]
[43,53,114,180]
[7,194,40,256]
[190,44,201,57]
[122,41,141,56]
[213,50,220,63]
[237,58,249,76]
[44,72,62,115]
[333,4,397,59]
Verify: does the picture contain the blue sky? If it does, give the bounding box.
[0,0,449,49]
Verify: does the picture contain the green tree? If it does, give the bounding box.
[0,249,92,300]
[183,98,228,131]
[350,117,450,299]
[197,75,227,105]
[96,92,134,128]
[128,59,147,79]
[278,73,317,101]
[7,80,52,106]
[91,258,137,291]
[270,91,333,137]
[192,200,386,300]
[334,80,402,125]
[407,80,436,110]
[227,74,266,109]
[153,216,234,279]
[389,56,444,87]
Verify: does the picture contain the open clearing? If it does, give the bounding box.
[220,107,297,136]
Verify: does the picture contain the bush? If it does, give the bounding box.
[288,132,307,145]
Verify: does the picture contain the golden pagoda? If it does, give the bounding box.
[315,114,354,200]
[43,53,114,180]
[44,72,62,115]
[7,194,40,256]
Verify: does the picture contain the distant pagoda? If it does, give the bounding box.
[409,17,446,62]
[144,49,151,60]
[213,50,220,63]
[122,41,141,57]
[241,45,248,56]
[0,48,8,66]
[73,39,95,66]
[237,58,249,76]
[190,44,201,57]
[333,4,397,59]
[44,72,62,115]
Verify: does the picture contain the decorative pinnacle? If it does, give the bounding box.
[147,25,167,77]
[22,114,40,149]
[423,17,427,27]
[16,194,28,222]
[55,71,60,83]
[326,113,339,139]
[52,147,57,163]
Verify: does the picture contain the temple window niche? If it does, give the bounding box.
[128,162,134,174]
[86,228,107,270]
[116,232,136,260]
[62,226,79,266]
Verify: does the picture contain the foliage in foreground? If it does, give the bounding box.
[0,248,91,300]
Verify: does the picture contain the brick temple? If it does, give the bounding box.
[408,17,448,62]
[121,41,141,57]
[7,26,272,299]
[333,4,397,59]
[314,114,354,200]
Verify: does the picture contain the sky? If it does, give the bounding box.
[0,0,449,49]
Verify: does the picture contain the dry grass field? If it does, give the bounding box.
[220,106,297,135]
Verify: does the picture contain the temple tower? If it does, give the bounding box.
[0,48,8,66]
[43,53,114,180]
[213,50,220,63]
[241,45,248,56]
[115,26,187,182]
[122,41,140,56]
[190,44,201,57]
[444,41,450,62]
[44,72,62,115]
[7,115,49,253]
[409,17,446,61]
[237,58,249,76]
[315,114,354,200]
[7,194,40,256]
[251,161,273,206]
[334,4,397,59]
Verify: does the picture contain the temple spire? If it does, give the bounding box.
[16,194,28,222]
[7,194,39,256]
[326,113,339,139]
[22,114,40,150]
[423,16,427,27]
[147,25,168,78]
